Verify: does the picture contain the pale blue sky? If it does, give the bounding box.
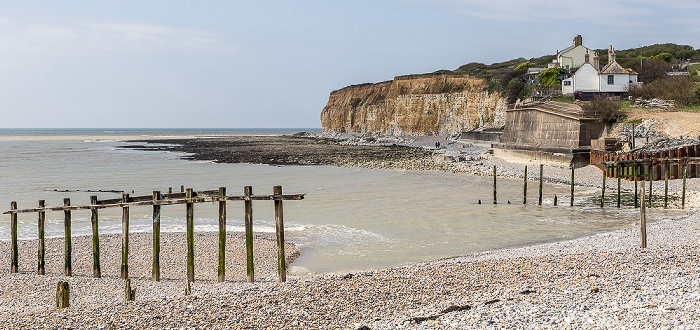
[1,0,698,128]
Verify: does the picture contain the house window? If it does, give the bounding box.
[607,75,614,85]
[563,81,571,86]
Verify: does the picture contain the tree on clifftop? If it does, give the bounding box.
[536,67,567,87]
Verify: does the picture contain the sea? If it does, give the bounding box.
[0,128,688,274]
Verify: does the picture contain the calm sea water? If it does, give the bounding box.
[0,129,687,274]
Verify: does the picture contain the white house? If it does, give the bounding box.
[554,35,591,71]
[562,46,639,99]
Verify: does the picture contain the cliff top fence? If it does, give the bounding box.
[5,186,304,283]
[591,140,700,181]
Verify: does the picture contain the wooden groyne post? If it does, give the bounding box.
[538,164,543,206]
[601,167,606,207]
[218,187,226,283]
[640,181,647,248]
[38,200,45,275]
[152,191,161,281]
[64,198,71,277]
[244,186,254,282]
[90,196,101,278]
[492,166,497,205]
[570,166,575,207]
[6,186,304,283]
[523,166,527,205]
[121,193,129,279]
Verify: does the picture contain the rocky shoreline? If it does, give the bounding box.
[2,133,700,328]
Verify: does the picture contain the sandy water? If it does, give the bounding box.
[0,129,687,274]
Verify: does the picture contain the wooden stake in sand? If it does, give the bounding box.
[120,193,129,279]
[539,164,543,206]
[601,166,606,207]
[245,186,255,282]
[493,166,497,205]
[90,196,101,278]
[64,198,72,277]
[640,181,647,248]
[10,201,18,274]
[523,166,527,205]
[38,200,45,275]
[125,279,135,301]
[274,185,286,282]
[218,187,226,283]
[152,191,161,282]
[186,188,195,283]
[56,281,69,309]
[682,161,687,209]
[570,166,575,207]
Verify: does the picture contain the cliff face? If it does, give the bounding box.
[320,74,508,135]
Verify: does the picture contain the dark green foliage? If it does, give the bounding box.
[581,97,624,123]
[536,67,567,87]
[652,52,673,62]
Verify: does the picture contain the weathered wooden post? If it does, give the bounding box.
[633,163,637,208]
[10,201,18,273]
[538,164,543,206]
[152,191,161,281]
[601,166,606,207]
[90,196,101,278]
[56,281,69,309]
[186,188,195,283]
[181,185,185,193]
[217,187,226,283]
[38,200,45,275]
[682,161,687,209]
[125,279,136,301]
[274,185,286,282]
[184,278,192,296]
[64,198,72,277]
[648,164,653,207]
[120,193,129,279]
[617,165,622,208]
[493,166,497,205]
[640,181,647,248]
[664,159,669,209]
[244,186,254,282]
[168,187,173,194]
[554,194,558,206]
[523,166,527,205]
[570,166,575,207]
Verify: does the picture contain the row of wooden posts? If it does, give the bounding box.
[6,186,304,283]
[492,158,695,209]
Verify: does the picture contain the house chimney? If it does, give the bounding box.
[585,49,589,63]
[593,51,600,70]
[608,45,616,64]
[573,35,582,47]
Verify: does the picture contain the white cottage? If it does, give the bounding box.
[554,35,591,71]
[562,46,639,100]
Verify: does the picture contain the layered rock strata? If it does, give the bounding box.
[320,74,508,135]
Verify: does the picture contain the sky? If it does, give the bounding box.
[1,1,699,128]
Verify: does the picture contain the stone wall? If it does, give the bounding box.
[501,109,583,150]
[320,74,508,135]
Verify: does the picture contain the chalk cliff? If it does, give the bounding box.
[320,74,508,135]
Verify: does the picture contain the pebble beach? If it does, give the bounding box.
[1,134,700,328]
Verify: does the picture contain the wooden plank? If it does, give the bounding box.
[4,194,305,214]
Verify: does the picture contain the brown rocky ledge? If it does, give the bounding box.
[122,135,446,170]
